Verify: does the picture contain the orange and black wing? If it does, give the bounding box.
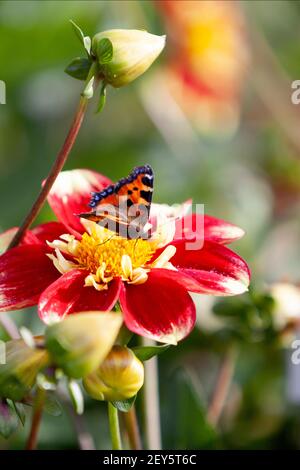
[79,165,154,229]
[114,164,154,215]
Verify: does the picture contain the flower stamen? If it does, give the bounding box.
[150,245,177,270]
[46,248,77,274]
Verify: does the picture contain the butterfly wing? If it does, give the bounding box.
[79,165,154,238]
[115,164,154,216]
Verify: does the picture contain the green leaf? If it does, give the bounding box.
[96,82,107,114]
[67,380,84,415]
[69,20,91,55]
[0,401,19,438]
[44,393,62,417]
[7,400,26,426]
[97,38,113,64]
[81,76,94,100]
[112,395,136,412]
[65,57,92,81]
[132,344,170,362]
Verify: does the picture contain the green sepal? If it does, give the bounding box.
[65,57,92,81]
[132,344,170,362]
[69,19,91,55]
[81,76,94,100]
[111,395,136,413]
[36,372,57,391]
[96,82,107,114]
[97,38,113,64]
[67,380,84,415]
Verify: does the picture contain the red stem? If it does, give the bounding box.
[123,406,142,450]
[8,96,88,249]
[25,388,46,450]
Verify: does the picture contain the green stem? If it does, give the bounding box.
[141,337,162,450]
[25,387,46,450]
[108,402,122,450]
[8,63,98,250]
[207,345,238,427]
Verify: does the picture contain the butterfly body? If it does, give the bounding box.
[79,165,154,239]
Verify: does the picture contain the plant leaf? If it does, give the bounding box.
[132,344,170,362]
[44,393,62,417]
[6,399,26,426]
[97,38,113,64]
[0,400,19,438]
[65,57,92,81]
[112,395,136,412]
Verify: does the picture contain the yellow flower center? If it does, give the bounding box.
[47,219,177,291]
[75,231,154,279]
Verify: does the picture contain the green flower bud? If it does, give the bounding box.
[45,312,123,379]
[92,29,166,88]
[83,345,144,401]
[0,339,49,401]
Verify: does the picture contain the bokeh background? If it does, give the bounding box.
[1,0,300,449]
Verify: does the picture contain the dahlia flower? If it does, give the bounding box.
[0,169,250,344]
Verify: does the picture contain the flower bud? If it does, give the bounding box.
[0,339,49,401]
[83,345,144,401]
[45,312,123,379]
[92,29,166,88]
[269,282,300,331]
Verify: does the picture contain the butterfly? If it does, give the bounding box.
[79,165,154,239]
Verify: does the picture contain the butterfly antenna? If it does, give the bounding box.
[96,234,116,247]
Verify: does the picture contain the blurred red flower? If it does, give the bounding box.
[156,0,249,133]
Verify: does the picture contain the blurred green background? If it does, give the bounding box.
[1,0,300,450]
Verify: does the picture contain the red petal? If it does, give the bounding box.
[174,214,245,245]
[170,239,250,295]
[119,270,196,345]
[0,245,60,312]
[203,215,245,244]
[31,222,69,244]
[0,227,41,254]
[47,169,112,233]
[38,269,121,323]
